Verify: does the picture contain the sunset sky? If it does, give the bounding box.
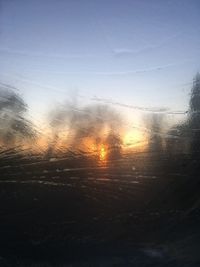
[0,0,200,134]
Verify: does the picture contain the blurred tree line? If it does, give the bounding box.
[146,73,200,158]
[1,72,200,159]
[0,85,35,148]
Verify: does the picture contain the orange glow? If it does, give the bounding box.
[99,144,107,161]
[8,127,148,155]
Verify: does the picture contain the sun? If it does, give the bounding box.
[99,144,107,161]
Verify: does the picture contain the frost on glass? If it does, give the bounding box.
[0,75,200,265]
[0,1,200,266]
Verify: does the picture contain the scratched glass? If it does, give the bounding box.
[0,1,200,266]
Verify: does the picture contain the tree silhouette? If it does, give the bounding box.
[189,72,200,156]
[47,102,123,156]
[106,131,122,159]
[165,73,200,156]
[0,86,35,147]
[145,113,165,154]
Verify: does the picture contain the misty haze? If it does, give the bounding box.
[0,1,200,266]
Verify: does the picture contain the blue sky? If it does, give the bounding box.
[0,0,200,126]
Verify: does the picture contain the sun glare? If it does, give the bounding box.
[99,144,107,161]
[123,130,147,150]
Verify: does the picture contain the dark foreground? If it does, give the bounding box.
[0,151,200,266]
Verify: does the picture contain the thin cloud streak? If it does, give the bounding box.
[0,47,98,59]
[13,62,185,76]
[112,32,183,56]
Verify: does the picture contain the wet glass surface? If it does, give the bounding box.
[0,1,200,266]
